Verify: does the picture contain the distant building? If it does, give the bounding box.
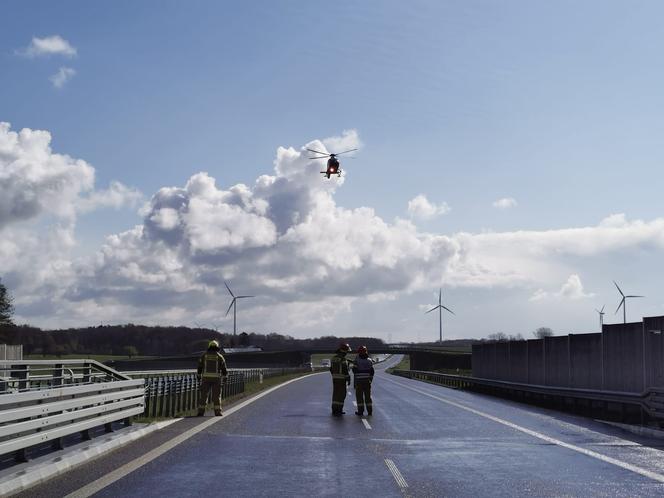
[221,346,263,354]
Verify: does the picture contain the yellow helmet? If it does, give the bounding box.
[208,340,220,350]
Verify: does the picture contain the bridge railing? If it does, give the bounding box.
[0,360,144,462]
[126,367,312,418]
[392,369,664,424]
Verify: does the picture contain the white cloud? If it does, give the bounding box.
[4,124,664,332]
[49,67,76,88]
[529,289,548,302]
[77,181,143,213]
[528,275,594,302]
[493,197,517,209]
[556,274,594,300]
[407,194,450,219]
[19,35,77,58]
[0,122,95,227]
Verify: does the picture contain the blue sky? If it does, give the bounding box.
[1,1,664,340]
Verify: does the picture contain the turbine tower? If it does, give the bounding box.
[224,281,254,335]
[594,305,605,330]
[425,288,455,344]
[613,281,643,324]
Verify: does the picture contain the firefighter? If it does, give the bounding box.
[330,342,351,416]
[353,345,375,416]
[197,340,228,416]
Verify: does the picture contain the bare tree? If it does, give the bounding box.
[533,327,554,339]
[486,332,508,342]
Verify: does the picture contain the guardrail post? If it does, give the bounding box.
[15,448,29,463]
[15,364,28,391]
[53,363,64,387]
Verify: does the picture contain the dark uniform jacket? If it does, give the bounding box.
[352,357,375,383]
[198,351,228,379]
[330,352,350,383]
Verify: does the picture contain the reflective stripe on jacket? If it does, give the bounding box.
[198,351,228,379]
[330,353,350,381]
[352,357,374,382]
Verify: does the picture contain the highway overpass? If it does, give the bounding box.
[14,355,664,497]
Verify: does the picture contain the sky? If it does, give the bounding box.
[1,1,664,341]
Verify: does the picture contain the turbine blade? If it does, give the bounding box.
[224,281,235,298]
[425,306,440,314]
[613,281,624,297]
[439,288,442,305]
[442,305,455,315]
[225,299,236,316]
[600,304,605,313]
[626,295,644,298]
[236,295,255,299]
[615,297,625,315]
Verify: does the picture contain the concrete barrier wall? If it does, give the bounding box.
[569,333,601,389]
[472,315,664,393]
[527,340,544,385]
[644,316,664,389]
[509,341,528,382]
[545,336,570,388]
[603,322,644,392]
[410,351,472,372]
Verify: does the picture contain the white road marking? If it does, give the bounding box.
[64,373,324,498]
[362,418,372,430]
[384,458,408,488]
[383,377,664,484]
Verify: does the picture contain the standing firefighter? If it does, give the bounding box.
[353,345,375,416]
[197,340,228,416]
[330,342,351,416]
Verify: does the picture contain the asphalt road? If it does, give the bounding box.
[21,356,664,497]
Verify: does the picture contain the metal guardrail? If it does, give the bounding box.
[392,369,664,423]
[0,360,144,462]
[126,367,312,418]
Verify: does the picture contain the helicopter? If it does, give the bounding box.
[307,148,358,178]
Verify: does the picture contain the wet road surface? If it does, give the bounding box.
[21,356,664,497]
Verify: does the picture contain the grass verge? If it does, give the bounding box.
[386,355,410,373]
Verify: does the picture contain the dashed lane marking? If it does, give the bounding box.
[385,459,408,488]
[362,418,372,430]
[64,373,324,498]
[383,376,664,484]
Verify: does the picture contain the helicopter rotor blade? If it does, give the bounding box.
[333,148,358,156]
[309,157,327,160]
[306,148,329,156]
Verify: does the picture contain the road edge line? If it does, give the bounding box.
[64,372,323,498]
[383,376,664,484]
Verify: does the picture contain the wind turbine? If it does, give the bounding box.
[425,288,455,344]
[594,305,605,330]
[224,282,254,335]
[613,281,644,324]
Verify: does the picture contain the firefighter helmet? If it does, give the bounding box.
[338,342,351,352]
[357,345,368,355]
[208,340,220,350]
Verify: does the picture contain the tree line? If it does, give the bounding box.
[0,323,387,357]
